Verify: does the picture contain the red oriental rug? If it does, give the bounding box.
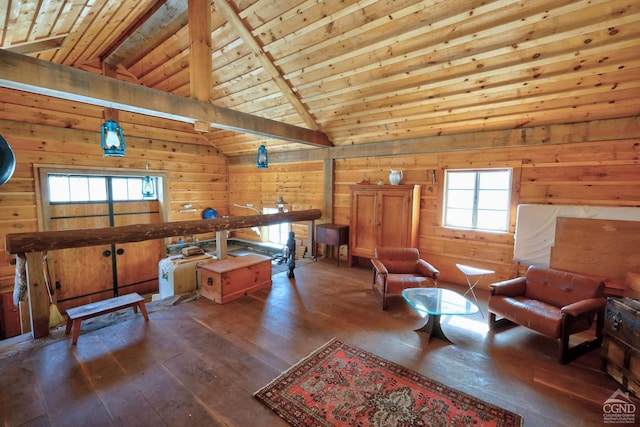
[255,339,523,427]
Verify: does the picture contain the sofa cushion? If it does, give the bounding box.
[488,296,562,338]
[524,266,604,308]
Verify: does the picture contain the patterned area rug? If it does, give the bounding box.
[255,339,523,427]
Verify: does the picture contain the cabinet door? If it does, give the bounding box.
[350,189,377,259]
[378,189,413,247]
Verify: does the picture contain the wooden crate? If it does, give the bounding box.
[197,255,271,304]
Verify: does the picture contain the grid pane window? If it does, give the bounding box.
[444,169,511,231]
[48,174,157,203]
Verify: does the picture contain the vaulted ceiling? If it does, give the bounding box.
[1,0,639,158]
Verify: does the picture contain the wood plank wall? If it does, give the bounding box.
[0,87,228,294]
[231,129,640,288]
[333,138,640,287]
[1,85,639,297]
[228,162,323,248]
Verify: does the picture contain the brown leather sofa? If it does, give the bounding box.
[488,265,606,364]
[371,247,439,310]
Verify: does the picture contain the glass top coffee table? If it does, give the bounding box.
[402,288,479,344]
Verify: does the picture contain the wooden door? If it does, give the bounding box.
[378,189,413,248]
[1,291,21,338]
[50,203,114,311]
[50,201,162,310]
[349,188,377,261]
[112,201,163,296]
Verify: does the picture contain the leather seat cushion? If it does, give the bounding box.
[489,296,563,338]
[385,274,432,294]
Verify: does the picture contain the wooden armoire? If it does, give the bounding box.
[348,184,421,266]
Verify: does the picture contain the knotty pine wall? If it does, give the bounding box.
[1,84,639,295]
[333,139,640,287]
[231,127,640,289]
[227,162,323,248]
[0,87,228,294]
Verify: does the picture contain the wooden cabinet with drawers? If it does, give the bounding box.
[348,184,420,266]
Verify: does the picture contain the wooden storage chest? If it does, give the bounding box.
[601,297,640,397]
[197,254,272,304]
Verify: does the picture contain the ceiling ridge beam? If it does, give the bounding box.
[0,49,332,148]
[214,0,322,132]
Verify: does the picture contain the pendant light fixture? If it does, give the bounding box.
[101,119,126,157]
[141,161,155,197]
[257,144,268,168]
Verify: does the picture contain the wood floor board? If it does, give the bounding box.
[0,357,46,426]
[0,259,634,426]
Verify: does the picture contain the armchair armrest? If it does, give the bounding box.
[489,277,526,297]
[561,297,606,317]
[371,259,388,275]
[417,259,439,279]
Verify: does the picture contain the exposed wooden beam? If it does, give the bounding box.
[215,0,321,131]
[189,0,212,103]
[227,116,640,165]
[4,35,67,55]
[5,209,322,254]
[101,0,169,62]
[0,49,332,147]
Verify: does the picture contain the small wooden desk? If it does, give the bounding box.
[315,224,349,266]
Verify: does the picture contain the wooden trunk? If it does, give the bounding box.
[601,297,640,397]
[197,255,272,304]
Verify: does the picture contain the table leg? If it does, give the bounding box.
[462,275,485,318]
[415,314,453,344]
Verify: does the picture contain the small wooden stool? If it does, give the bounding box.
[65,293,149,345]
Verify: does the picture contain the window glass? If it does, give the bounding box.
[48,174,157,203]
[88,177,107,201]
[444,169,511,231]
[49,175,71,202]
[69,176,90,202]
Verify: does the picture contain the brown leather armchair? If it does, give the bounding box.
[371,247,439,310]
[488,265,606,364]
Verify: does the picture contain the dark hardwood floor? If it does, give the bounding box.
[0,258,630,426]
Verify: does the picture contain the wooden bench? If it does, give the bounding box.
[65,293,149,345]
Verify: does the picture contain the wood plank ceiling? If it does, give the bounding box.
[1,0,639,158]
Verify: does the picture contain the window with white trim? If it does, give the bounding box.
[443,169,511,231]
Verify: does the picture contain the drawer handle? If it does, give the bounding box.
[612,312,623,331]
[207,277,213,287]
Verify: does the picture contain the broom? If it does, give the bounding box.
[43,256,65,328]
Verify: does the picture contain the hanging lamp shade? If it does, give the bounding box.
[257,144,268,168]
[101,119,126,157]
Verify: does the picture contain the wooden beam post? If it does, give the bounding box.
[189,0,212,103]
[24,251,49,339]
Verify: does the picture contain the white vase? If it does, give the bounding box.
[389,169,403,185]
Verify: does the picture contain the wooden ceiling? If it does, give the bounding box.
[1,0,639,158]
